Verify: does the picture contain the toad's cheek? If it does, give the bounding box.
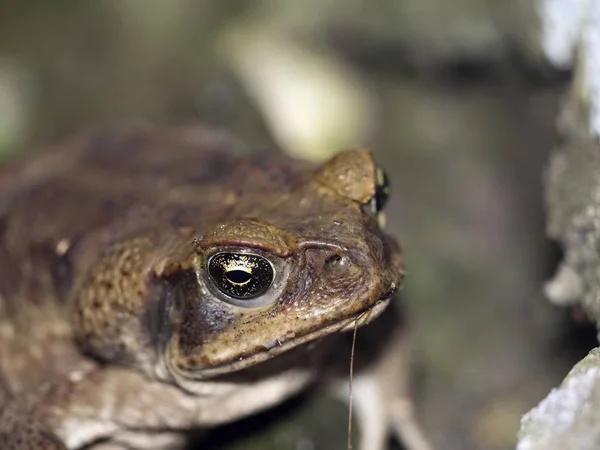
[167,295,392,380]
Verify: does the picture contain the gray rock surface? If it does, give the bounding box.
[545,139,600,322]
[518,348,600,450]
[539,0,600,322]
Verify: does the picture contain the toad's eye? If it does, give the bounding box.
[208,253,274,299]
[366,167,390,215]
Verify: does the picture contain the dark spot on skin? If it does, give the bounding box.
[139,282,172,358]
[177,299,234,356]
[26,236,80,302]
[88,130,120,156]
[100,198,118,215]
[87,128,149,163]
[251,155,271,173]
[207,153,230,180]
[125,129,151,155]
[0,216,7,239]
[184,152,230,185]
[168,206,190,228]
[232,155,297,188]
[51,248,74,297]
[0,217,23,300]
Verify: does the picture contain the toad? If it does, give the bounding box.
[0,125,428,450]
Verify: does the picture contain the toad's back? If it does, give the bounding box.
[0,125,307,257]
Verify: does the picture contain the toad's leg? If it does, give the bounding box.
[331,301,432,450]
[0,396,69,450]
[368,321,432,450]
[89,433,187,450]
[347,373,388,450]
[0,365,311,450]
[0,367,199,450]
[333,354,431,450]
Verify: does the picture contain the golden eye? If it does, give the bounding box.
[207,253,274,299]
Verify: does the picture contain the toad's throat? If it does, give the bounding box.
[173,297,391,380]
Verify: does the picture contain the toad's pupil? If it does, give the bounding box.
[208,252,274,299]
[226,270,252,285]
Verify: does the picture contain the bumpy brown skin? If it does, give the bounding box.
[0,125,403,449]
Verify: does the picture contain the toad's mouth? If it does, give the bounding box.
[186,297,392,379]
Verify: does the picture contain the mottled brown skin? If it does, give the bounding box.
[0,125,407,449]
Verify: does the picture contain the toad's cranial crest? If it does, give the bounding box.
[0,125,427,450]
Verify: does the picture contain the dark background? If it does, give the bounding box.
[0,2,592,449]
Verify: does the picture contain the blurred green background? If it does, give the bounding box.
[0,1,592,449]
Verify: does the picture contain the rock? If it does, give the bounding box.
[545,138,600,322]
[519,1,600,449]
[517,348,600,450]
